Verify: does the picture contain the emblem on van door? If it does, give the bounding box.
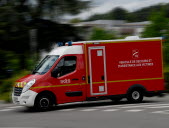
[132,49,139,58]
[60,79,71,84]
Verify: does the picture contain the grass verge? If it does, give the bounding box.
[0,70,30,103]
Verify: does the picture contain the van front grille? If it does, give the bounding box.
[14,87,23,96]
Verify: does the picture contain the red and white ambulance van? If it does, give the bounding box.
[12,36,165,110]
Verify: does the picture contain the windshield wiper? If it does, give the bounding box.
[32,71,41,74]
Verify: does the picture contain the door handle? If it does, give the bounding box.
[72,78,79,81]
[101,76,104,80]
[88,76,90,83]
[82,76,85,81]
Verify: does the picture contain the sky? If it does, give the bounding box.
[66,0,169,19]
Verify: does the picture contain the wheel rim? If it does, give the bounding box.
[132,91,140,100]
[40,98,49,108]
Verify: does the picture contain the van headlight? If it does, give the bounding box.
[22,79,36,93]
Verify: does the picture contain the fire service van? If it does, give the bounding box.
[12,36,165,110]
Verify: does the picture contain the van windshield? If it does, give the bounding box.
[32,55,59,75]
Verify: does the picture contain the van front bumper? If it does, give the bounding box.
[12,90,38,107]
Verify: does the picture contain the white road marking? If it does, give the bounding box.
[93,103,154,109]
[59,102,84,106]
[151,111,166,114]
[162,110,169,112]
[125,109,144,112]
[120,103,169,109]
[147,105,169,109]
[0,109,14,112]
[103,109,119,112]
[2,102,169,114]
[151,110,169,114]
[94,106,115,109]
[6,106,24,109]
[58,109,75,112]
[80,109,98,111]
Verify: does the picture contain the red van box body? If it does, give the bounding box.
[12,37,165,107]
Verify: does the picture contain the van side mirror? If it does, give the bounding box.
[51,67,62,78]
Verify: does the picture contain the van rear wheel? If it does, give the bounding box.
[127,89,143,103]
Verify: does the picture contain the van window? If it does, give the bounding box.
[55,56,77,77]
[32,55,59,75]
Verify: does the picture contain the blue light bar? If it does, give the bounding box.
[58,42,63,47]
[68,41,72,46]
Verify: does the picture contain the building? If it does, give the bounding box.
[114,21,151,36]
[72,20,150,39]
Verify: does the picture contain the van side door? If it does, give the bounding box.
[52,55,86,103]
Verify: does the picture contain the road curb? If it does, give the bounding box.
[0,100,14,107]
[0,100,5,104]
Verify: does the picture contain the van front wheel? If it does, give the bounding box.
[35,94,52,111]
[127,89,143,103]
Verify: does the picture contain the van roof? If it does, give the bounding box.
[72,37,162,44]
[49,45,83,56]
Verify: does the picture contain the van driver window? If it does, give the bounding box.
[55,56,77,77]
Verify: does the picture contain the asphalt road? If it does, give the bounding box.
[1,95,169,128]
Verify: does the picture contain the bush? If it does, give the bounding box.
[0,50,20,79]
[0,70,30,102]
[89,27,116,40]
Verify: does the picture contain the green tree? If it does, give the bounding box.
[142,9,169,72]
[0,0,90,75]
[109,7,128,20]
[90,28,116,40]
[0,2,30,69]
[127,4,164,22]
[15,0,89,21]
[87,7,128,21]
[87,3,169,22]
[69,18,82,23]
[142,11,169,37]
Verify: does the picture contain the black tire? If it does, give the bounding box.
[127,89,143,103]
[34,94,53,111]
